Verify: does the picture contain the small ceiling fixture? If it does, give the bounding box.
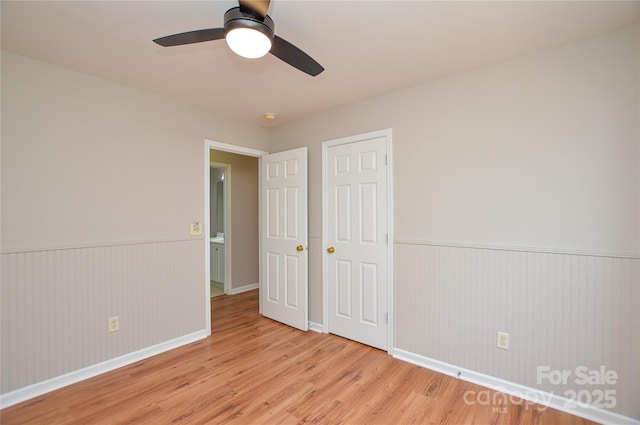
[153,0,324,76]
[264,112,276,120]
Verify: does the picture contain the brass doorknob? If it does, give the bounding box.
[327,247,335,254]
[296,245,304,252]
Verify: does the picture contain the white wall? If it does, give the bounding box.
[1,53,269,251]
[1,52,269,398]
[271,24,640,420]
[271,25,639,255]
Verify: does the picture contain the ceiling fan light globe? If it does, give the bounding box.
[226,28,272,59]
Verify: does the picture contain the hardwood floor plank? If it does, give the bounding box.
[1,290,597,425]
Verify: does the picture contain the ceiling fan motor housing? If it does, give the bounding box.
[224,7,275,42]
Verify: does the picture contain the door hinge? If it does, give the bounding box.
[384,154,388,165]
[385,313,389,324]
[385,234,388,245]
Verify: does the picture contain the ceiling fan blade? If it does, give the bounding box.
[238,0,271,20]
[153,28,225,47]
[270,35,324,77]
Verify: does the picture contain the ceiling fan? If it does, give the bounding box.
[153,0,324,77]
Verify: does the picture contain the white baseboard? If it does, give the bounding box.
[0,330,208,410]
[229,282,259,295]
[308,322,324,333]
[391,348,639,425]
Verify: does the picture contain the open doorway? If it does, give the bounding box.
[204,140,267,335]
[209,163,229,298]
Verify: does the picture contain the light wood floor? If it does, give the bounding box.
[2,290,594,424]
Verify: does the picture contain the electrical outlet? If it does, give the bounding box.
[497,331,509,350]
[190,222,202,236]
[108,316,120,333]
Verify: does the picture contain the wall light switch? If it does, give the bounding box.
[190,222,202,236]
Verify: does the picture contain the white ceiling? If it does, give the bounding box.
[2,1,638,127]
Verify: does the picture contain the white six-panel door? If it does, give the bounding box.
[323,133,390,350]
[260,148,308,331]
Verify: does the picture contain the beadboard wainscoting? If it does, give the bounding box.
[1,239,206,406]
[393,240,639,422]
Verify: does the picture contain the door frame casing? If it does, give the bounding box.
[321,129,394,352]
[203,140,268,335]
